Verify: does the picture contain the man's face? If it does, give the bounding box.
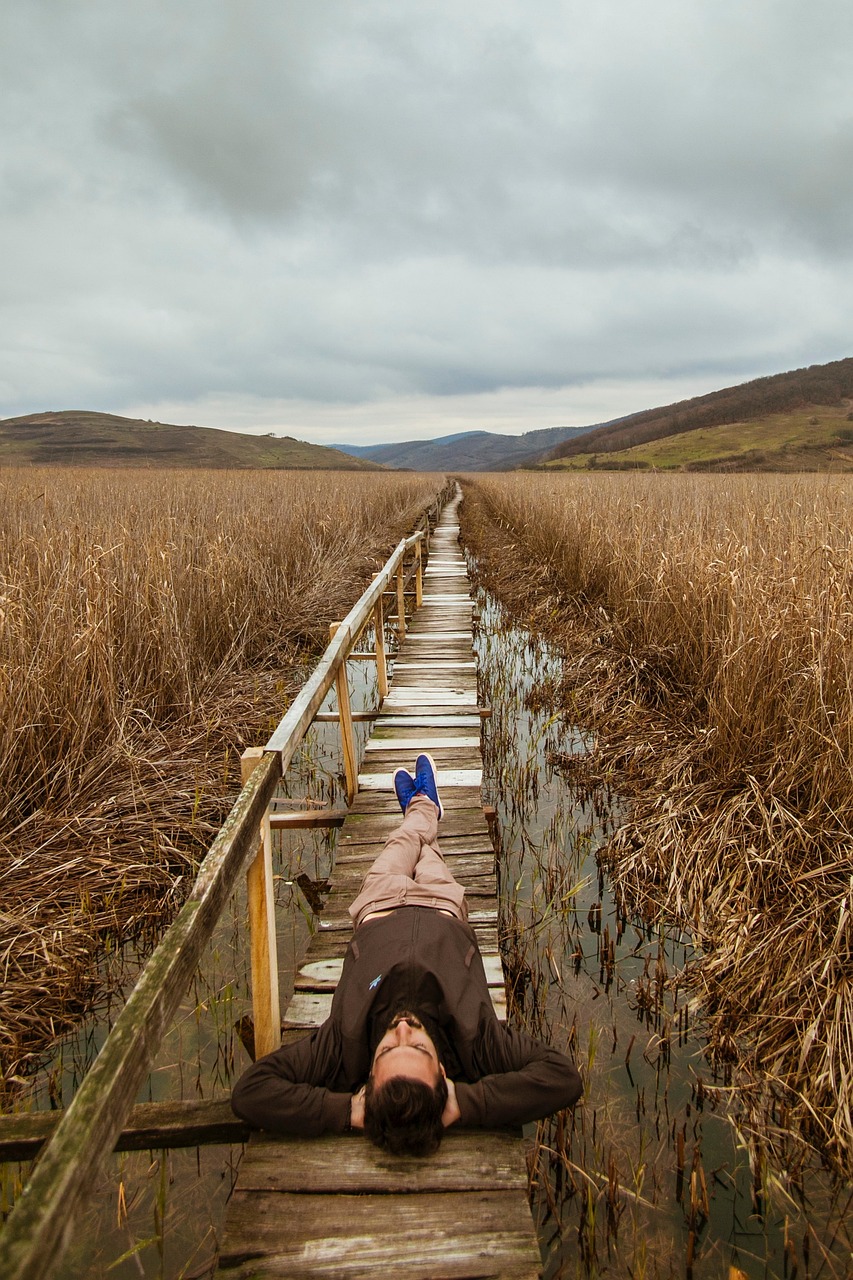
[371,1011,443,1090]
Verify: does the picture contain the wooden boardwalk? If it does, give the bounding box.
[216,495,542,1279]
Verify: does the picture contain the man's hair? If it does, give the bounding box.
[363,1073,448,1157]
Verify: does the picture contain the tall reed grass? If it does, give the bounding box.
[461,472,853,1172]
[0,467,444,1083]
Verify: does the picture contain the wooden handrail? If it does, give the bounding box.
[264,529,421,756]
[0,484,453,1280]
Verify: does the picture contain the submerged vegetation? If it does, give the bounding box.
[0,467,444,1085]
[474,593,851,1278]
[461,472,853,1177]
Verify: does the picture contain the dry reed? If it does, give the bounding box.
[0,467,444,1085]
[461,472,853,1173]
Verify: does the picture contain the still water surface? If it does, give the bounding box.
[474,583,851,1280]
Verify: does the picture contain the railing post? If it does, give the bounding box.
[330,623,358,804]
[396,561,406,639]
[414,539,423,608]
[241,748,281,1061]
[373,596,388,702]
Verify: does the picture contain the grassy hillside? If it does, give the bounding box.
[546,404,853,471]
[544,356,853,469]
[0,411,382,470]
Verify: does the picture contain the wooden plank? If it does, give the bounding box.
[340,796,484,821]
[217,1190,541,1279]
[374,714,482,727]
[392,661,477,669]
[328,870,497,900]
[295,926,499,964]
[234,1130,529,1192]
[294,952,505,992]
[356,769,483,790]
[360,748,482,767]
[381,693,479,707]
[268,810,348,830]
[312,916,499,949]
[242,750,282,1061]
[336,807,490,839]
[335,848,495,871]
[364,736,480,750]
[316,896,498,926]
[329,622,358,805]
[402,631,472,640]
[0,1100,249,1162]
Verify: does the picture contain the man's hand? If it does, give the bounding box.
[349,1086,366,1130]
[442,1078,461,1128]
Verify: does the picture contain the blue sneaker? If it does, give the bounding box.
[413,752,443,820]
[393,768,416,815]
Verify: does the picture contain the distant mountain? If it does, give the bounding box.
[0,411,381,470]
[543,357,853,468]
[334,423,605,471]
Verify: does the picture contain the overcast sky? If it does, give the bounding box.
[1,1,851,446]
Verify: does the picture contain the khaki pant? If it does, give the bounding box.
[348,795,468,929]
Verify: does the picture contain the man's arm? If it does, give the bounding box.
[230,1028,355,1136]
[451,1021,582,1128]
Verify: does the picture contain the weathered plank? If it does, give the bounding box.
[217,1190,541,1279]
[234,1130,530,1192]
[294,952,505,993]
[299,917,499,962]
[283,983,507,1029]
[0,1099,248,1163]
[357,769,483,790]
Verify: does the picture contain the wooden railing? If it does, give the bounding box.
[0,488,449,1280]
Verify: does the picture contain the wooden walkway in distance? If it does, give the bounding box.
[216,494,542,1279]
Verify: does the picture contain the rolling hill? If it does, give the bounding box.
[334,423,604,471]
[543,357,853,470]
[0,411,382,470]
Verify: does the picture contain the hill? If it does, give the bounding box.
[0,411,382,470]
[334,423,604,471]
[543,357,853,469]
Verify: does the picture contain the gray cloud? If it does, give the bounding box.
[1,0,851,437]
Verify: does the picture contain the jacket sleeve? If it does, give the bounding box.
[454,1021,582,1128]
[230,1029,353,1136]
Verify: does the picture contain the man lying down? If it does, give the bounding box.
[231,753,582,1156]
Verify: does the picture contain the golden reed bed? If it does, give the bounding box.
[461,471,853,1173]
[0,467,443,1086]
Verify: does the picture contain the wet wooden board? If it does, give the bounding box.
[233,1129,529,1192]
[218,1190,540,1278]
[216,492,541,1280]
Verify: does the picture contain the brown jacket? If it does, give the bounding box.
[231,906,582,1134]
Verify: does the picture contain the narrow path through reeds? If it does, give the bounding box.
[0,468,445,1087]
[460,472,853,1177]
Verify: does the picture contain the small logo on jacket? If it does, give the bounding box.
[368,974,382,990]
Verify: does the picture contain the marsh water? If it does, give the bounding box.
[473,585,852,1280]
[3,594,852,1278]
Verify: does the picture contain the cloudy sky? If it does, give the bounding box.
[1,1,851,446]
